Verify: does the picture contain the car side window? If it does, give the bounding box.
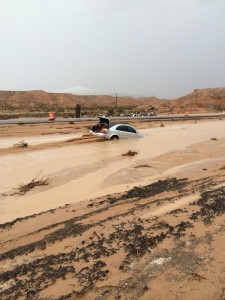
[127,126,136,133]
[116,125,128,132]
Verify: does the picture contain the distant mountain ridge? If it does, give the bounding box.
[0,90,163,110]
[0,88,224,113]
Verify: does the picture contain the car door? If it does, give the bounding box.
[115,125,130,138]
[115,125,137,138]
[126,125,138,137]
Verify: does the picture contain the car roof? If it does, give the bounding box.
[110,123,134,128]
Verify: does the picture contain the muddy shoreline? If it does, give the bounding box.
[1,172,225,300]
[0,119,225,299]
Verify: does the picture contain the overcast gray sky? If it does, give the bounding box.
[0,0,224,98]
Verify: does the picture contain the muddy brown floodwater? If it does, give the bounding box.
[0,118,225,300]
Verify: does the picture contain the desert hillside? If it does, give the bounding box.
[171,88,225,113]
[0,88,224,114]
[0,90,161,110]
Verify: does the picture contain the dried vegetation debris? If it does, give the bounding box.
[15,171,50,195]
[122,149,138,156]
[0,222,90,261]
[13,140,28,148]
[190,186,225,224]
[134,164,152,168]
[120,177,188,200]
[0,255,76,299]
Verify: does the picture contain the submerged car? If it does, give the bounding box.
[90,117,145,140]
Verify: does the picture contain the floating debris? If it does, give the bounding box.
[14,140,28,148]
[16,171,50,195]
[122,150,138,157]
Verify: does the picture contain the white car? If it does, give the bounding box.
[90,117,144,140]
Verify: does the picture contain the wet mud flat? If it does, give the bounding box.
[0,169,225,300]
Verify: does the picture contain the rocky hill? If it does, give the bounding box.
[170,88,225,113]
[0,88,224,114]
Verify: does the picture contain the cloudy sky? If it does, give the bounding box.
[0,0,224,98]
